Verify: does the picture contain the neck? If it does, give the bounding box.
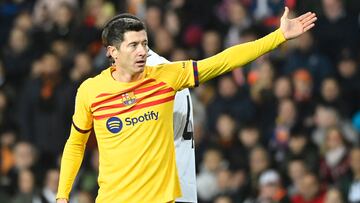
[112,67,142,82]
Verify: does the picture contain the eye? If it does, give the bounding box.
[128,42,137,48]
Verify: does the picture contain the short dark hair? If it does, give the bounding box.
[101,13,146,48]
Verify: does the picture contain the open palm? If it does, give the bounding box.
[280,7,317,40]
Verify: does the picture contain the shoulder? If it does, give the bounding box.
[146,61,193,74]
[78,77,96,92]
[78,69,108,91]
[144,65,166,76]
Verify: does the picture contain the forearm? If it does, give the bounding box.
[56,125,90,200]
[197,29,286,83]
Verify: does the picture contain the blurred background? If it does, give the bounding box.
[0,0,360,202]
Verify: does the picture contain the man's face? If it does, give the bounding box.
[298,175,319,200]
[114,30,148,75]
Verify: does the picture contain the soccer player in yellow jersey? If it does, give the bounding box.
[56,7,317,203]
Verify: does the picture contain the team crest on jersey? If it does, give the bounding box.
[106,117,123,133]
[121,92,136,106]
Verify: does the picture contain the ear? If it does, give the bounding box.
[107,45,118,60]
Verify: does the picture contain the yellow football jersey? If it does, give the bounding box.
[57,29,285,203]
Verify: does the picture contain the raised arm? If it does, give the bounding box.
[197,7,316,83]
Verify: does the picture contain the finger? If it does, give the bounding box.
[300,13,316,24]
[303,23,315,32]
[302,16,317,28]
[297,12,312,21]
[281,6,289,19]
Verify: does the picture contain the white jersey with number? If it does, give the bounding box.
[147,50,197,202]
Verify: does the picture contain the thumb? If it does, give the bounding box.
[281,6,289,20]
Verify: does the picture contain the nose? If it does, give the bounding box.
[136,44,147,57]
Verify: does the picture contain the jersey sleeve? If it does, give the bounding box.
[197,29,286,83]
[56,81,93,200]
[155,60,198,91]
[72,81,93,131]
[56,126,91,200]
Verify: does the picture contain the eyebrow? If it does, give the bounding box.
[127,39,148,45]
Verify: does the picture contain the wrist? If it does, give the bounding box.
[278,28,287,41]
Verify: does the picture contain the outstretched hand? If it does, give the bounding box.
[280,7,317,40]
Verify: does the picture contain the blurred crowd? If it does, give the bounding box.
[1,0,360,202]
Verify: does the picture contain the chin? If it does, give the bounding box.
[134,65,145,72]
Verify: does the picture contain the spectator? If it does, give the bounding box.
[70,190,93,203]
[214,194,234,203]
[282,127,319,173]
[273,76,293,100]
[163,10,182,39]
[319,126,350,184]
[1,27,35,91]
[245,169,290,203]
[317,77,350,118]
[39,168,59,203]
[69,52,94,83]
[6,141,38,196]
[197,148,227,202]
[0,128,17,176]
[249,59,275,105]
[50,39,74,76]
[247,146,271,197]
[292,69,316,128]
[200,30,223,58]
[153,27,175,59]
[17,53,72,162]
[291,172,325,203]
[324,187,344,203]
[223,0,251,47]
[286,159,309,197]
[338,146,360,203]
[230,123,262,170]
[270,98,298,163]
[11,169,41,203]
[144,5,162,43]
[32,0,78,30]
[336,53,360,117]
[214,113,237,162]
[249,59,278,138]
[207,74,255,132]
[312,105,357,147]
[314,0,360,63]
[216,168,239,199]
[283,31,333,91]
[47,2,76,42]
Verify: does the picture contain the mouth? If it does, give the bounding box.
[135,59,146,67]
